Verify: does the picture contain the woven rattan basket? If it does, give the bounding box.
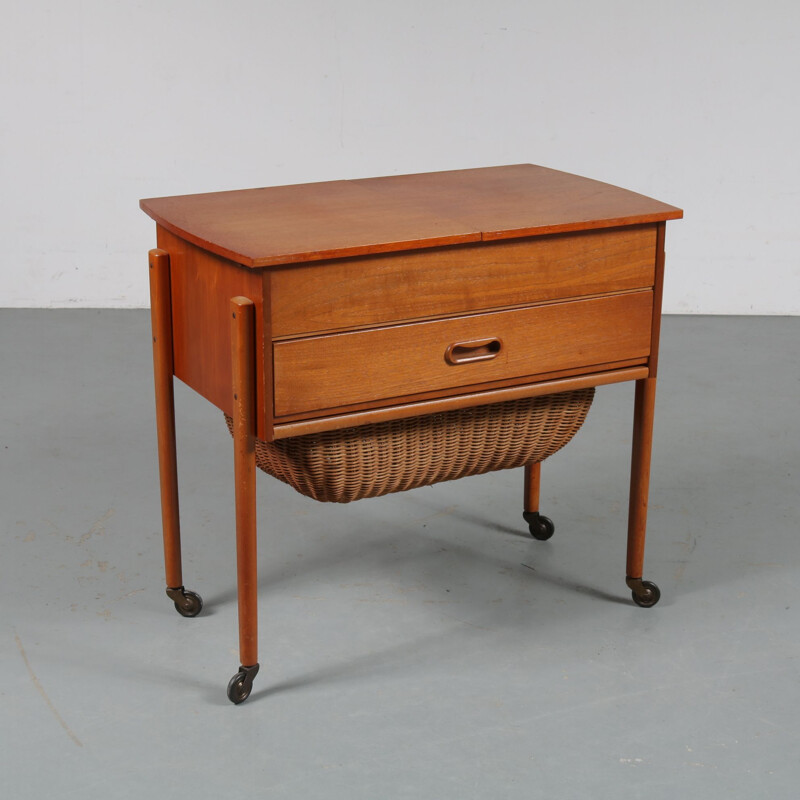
[225,388,594,503]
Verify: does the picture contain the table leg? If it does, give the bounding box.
[523,462,555,540]
[626,377,661,607]
[149,249,203,618]
[227,296,260,704]
[523,462,541,513]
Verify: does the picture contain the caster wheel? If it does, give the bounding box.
[227,672,251,705]
[523,511,555,541]
[631,580,661,608]
[166,587,203,617]
[227,663,260,705]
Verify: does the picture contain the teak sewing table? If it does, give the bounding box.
[141,164,682,703]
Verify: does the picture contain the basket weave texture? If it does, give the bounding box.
[225,388,594,504]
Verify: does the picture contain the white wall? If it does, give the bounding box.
[1,0,798,313]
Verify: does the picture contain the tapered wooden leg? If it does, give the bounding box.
[149,250,203,618]
[626,377,661,607]
[228,296,260,704]
[522,462,554,540]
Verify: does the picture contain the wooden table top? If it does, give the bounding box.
[140,164,682,268]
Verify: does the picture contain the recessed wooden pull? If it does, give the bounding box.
[445,337,503,365]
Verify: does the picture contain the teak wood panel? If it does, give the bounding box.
[648,222,667,378]
[273,359,648,426]
[158,228,269,438]
[273,365,651,439]
[270,225,657,337]
[140,165,682,267]
[273,291,653,417]
[356,166,682,244]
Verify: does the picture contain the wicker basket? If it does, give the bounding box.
[225,388,594,503]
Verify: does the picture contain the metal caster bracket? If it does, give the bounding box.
[166,586,203,617]
[227,663,260,705]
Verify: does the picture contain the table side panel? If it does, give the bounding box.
[648,222,667,378]
[270,225,657,337]
[157,227,269,438]
[273,291,653,417]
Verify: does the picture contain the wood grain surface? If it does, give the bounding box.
[271,366,650,439]
[148,248,183,589]
[273,291,653,416]
[271,224,658,337]
[141,165,682,268]
[157,227,268,437]
[230,297,259,667]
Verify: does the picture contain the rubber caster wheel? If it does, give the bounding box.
[166,587,203,617]
[630,580,661,608]
[523,511,555,541]
[227,663,260,705]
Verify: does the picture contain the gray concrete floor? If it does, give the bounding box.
[1,311,798,799]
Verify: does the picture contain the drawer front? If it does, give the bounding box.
[270,225,657,337]
[273,291,652,417]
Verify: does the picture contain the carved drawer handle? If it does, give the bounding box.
[445,337,503,365]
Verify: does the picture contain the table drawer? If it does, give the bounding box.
[270,225,657,337]
[273,291,652,417]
